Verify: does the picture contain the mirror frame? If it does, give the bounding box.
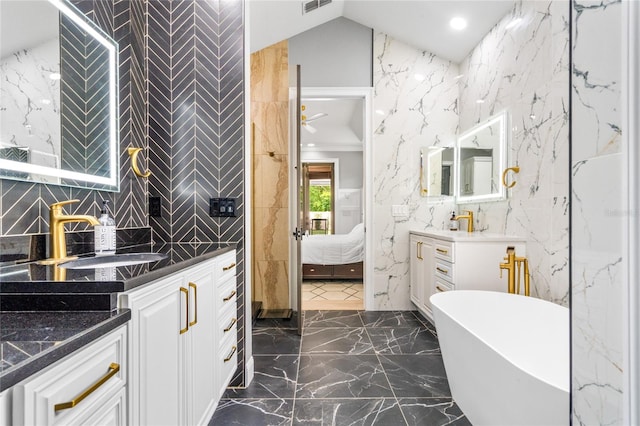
[420,145,455,201]
[455,110,509,204]
[0,0,119,191]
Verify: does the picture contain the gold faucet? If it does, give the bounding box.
[48,200,99,262]
[499,246,530,296]
[454,210,474,232]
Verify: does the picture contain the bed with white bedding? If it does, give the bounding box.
[302,223,364,279]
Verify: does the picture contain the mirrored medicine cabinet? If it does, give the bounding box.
[420,110,509,204]
[0,0,119,191]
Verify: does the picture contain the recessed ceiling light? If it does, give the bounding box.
[505,18,522,30]
[414,73,426,82]
[49,73,61,80]
[476,99,485,104]
[449,17,467,31]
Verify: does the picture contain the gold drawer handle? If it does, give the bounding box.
[224,318,237,333]
[180,287,189,334]
[54,363,120,411]
[417,241,423,260]
[436,285,447,292]
[436,267,448,275]
[224,345,237,362]
[223,290,236,302]
[223,262,236,271]
[436,248,448,255]
[189,282,198,327]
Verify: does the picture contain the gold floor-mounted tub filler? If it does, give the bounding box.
[499,245,530,296]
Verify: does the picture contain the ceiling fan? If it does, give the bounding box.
[301,106,327,134]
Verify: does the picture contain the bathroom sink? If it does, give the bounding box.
[58,253,168,269]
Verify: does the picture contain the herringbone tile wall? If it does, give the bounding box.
[147,0,245,386]
[0,0,146,234]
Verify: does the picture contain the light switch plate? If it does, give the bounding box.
[391,204,409,217]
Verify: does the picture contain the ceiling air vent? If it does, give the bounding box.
[302,0,332,15]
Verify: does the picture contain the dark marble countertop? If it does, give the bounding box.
[0,243,236,311]
[0,309,131,391]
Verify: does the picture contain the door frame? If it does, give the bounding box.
[303,159,339,234]
[288,87,373,311]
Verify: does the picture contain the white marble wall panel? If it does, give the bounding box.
[0,39,61,163]
[372,33,459,310]
[571,1,625,424]
[371,1,569,310]
[457,0,570,306]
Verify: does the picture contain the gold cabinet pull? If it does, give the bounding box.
[224,346,237,362]
[54,363,120,411]
[436,267,448,275]
[416,241,423,260]
[435,285,447,292]
[224,318,237,333]
[127,147,151,178]
[436,248,448,255]
[223,290,236,302]
[502,166,520,188]
[180,287,189,334]
[223,262,236,271]
[189,282,198,327]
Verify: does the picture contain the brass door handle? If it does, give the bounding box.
[180,287,189,334]
[54,363,120,411]
[436,248,448,255]
[223,262,236,271]
[189,282,198,327]
[223,290,236,302]
[224,346,237,362]
[436,267,448,275]
[224,318,237,333]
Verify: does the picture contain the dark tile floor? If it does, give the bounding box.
[209,310,472,426]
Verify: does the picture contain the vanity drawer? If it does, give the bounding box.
[434,240,454,262]
[217,303,238,348]
[13,325,126,426]
[217,276,237,313]
[434,278,454,293]
[217,251,237,283]
[217,338,238,399]
[434,261,455,283]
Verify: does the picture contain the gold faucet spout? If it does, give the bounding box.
[499,246,516,294]
[454,210,474,233]
[48,200,100,262]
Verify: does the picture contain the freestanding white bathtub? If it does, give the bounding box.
[431,290,569,426]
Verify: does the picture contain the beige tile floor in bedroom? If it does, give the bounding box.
[302,280,364,310]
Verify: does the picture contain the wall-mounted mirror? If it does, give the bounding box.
[456,111,508,203]
[420,146,455,199]
[0,0,119,191]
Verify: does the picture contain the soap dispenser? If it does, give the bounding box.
[448,211,459,231]
[95,200,116,255]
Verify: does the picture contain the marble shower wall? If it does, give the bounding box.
[371,0,570,310]
[372,34,459,310]
[457,0,570,305]
[571,1,625,424]
[250,40,290,311]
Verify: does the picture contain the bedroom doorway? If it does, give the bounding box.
[290,87,372,314]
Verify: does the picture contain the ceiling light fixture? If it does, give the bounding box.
[505,18,522,30]
[449,17,467,31]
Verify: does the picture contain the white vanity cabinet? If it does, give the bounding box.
[11,325,127,426]
[410,231,526,321]
[409,234,434,316]
[120,251,237,426]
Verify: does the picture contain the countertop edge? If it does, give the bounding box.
[0,309,131,392]
[410,229,527,242]
[123,245,236,291]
